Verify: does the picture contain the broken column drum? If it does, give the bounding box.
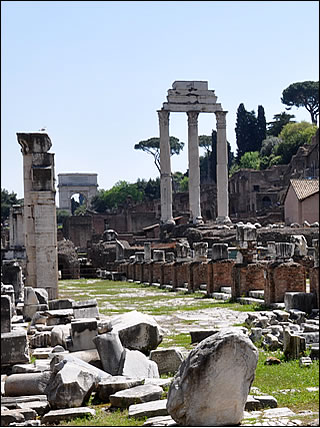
[17,132,59,300]
[158,81,231,225]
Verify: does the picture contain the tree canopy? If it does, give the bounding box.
[281,81,319,124]
[267,112,296,137]
[1,189,23,223]
[235,103,266,160]
[134,136,184,173]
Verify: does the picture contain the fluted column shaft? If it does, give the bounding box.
[215,110,231,223]
[187,111,203,224]
[158,110,174,224]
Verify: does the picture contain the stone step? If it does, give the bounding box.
[237,297,265,306]
[220,286,232,294]
[212,292,231,301]
[248,290,264,299]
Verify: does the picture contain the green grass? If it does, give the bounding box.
[57,408,146,426]
[252,349,319,413]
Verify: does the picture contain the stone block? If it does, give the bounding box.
[29,331,51,348]
[70,318,98,351]
[110,310,163,354]
[172,81,208,90]
[97,376,144,402]
[41,407,96,424]
[48,299,74,310]
[1,295,12,333]
[24,287,39,306]
[93,332,124,375]
[284,292,316,314]
[4,372,51,396]
[23,304,48,322]
[109,384,163,408]
[149,348,184,375]
[16,400,50,416]
[167,328,259,426]
[121,349,159,379]
[129,399,168,418]
[45,360,99,409]
[1,330,30,366]
[211,244,228,261]
[34,289,48,305]
[72,299,99,319]
[190,329,219,344]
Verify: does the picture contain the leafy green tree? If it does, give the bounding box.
[134,136,184,173]
[281,81,319,124]
[1,189,23,223]
[91,181,144,213]
[259,136,282,169]
[238,151,261,170]
[267,112,296,136]
[275,121,318,164]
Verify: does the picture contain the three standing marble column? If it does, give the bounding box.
[158,108,230,225]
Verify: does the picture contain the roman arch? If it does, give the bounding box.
[158,80,231,225]
[58,173,98,213]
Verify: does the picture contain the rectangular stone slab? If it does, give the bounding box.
[128,399,168,418]
[41,407,96,424]
[1,330,29,366]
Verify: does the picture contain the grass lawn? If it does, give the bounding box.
[53,278,319,426]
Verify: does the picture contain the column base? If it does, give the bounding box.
[216,215,232,225]
[190,216,204,225]
[161,218,176,226]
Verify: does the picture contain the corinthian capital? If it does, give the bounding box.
[215,111,227,129]
[187,111,199,127]
[158,110,170,127]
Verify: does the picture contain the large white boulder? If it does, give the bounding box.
[110,311,163,354]
[166,328,259,426]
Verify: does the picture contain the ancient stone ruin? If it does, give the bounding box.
[158,81,230,226]
[1,83,319,426]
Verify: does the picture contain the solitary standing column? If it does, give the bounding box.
[187,111,203,224]
[17,132,59,300]
[215,111,231,224]
[158,110,175,225]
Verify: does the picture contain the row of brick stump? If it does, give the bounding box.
[116,235,319,311]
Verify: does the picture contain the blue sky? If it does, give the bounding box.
[1,1,319,202]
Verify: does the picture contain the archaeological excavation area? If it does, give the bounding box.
[1,82,319,426]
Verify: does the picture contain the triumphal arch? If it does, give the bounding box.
[158,81,230,225]
[58,173,98,213]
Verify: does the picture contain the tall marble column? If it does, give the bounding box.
[215,110,231,224]
[158,110,175,225]
[187,111,203,224]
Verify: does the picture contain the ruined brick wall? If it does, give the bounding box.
[232,262,266,298]
[265,262,306,305]
[134,263,143,282]
[152,262,163,283]
[142,263,152,283]
[309,266,319,308]
[162,263,174,285]
[212,260,235,291]
[192,262,208,290]
[173,262,189,288]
